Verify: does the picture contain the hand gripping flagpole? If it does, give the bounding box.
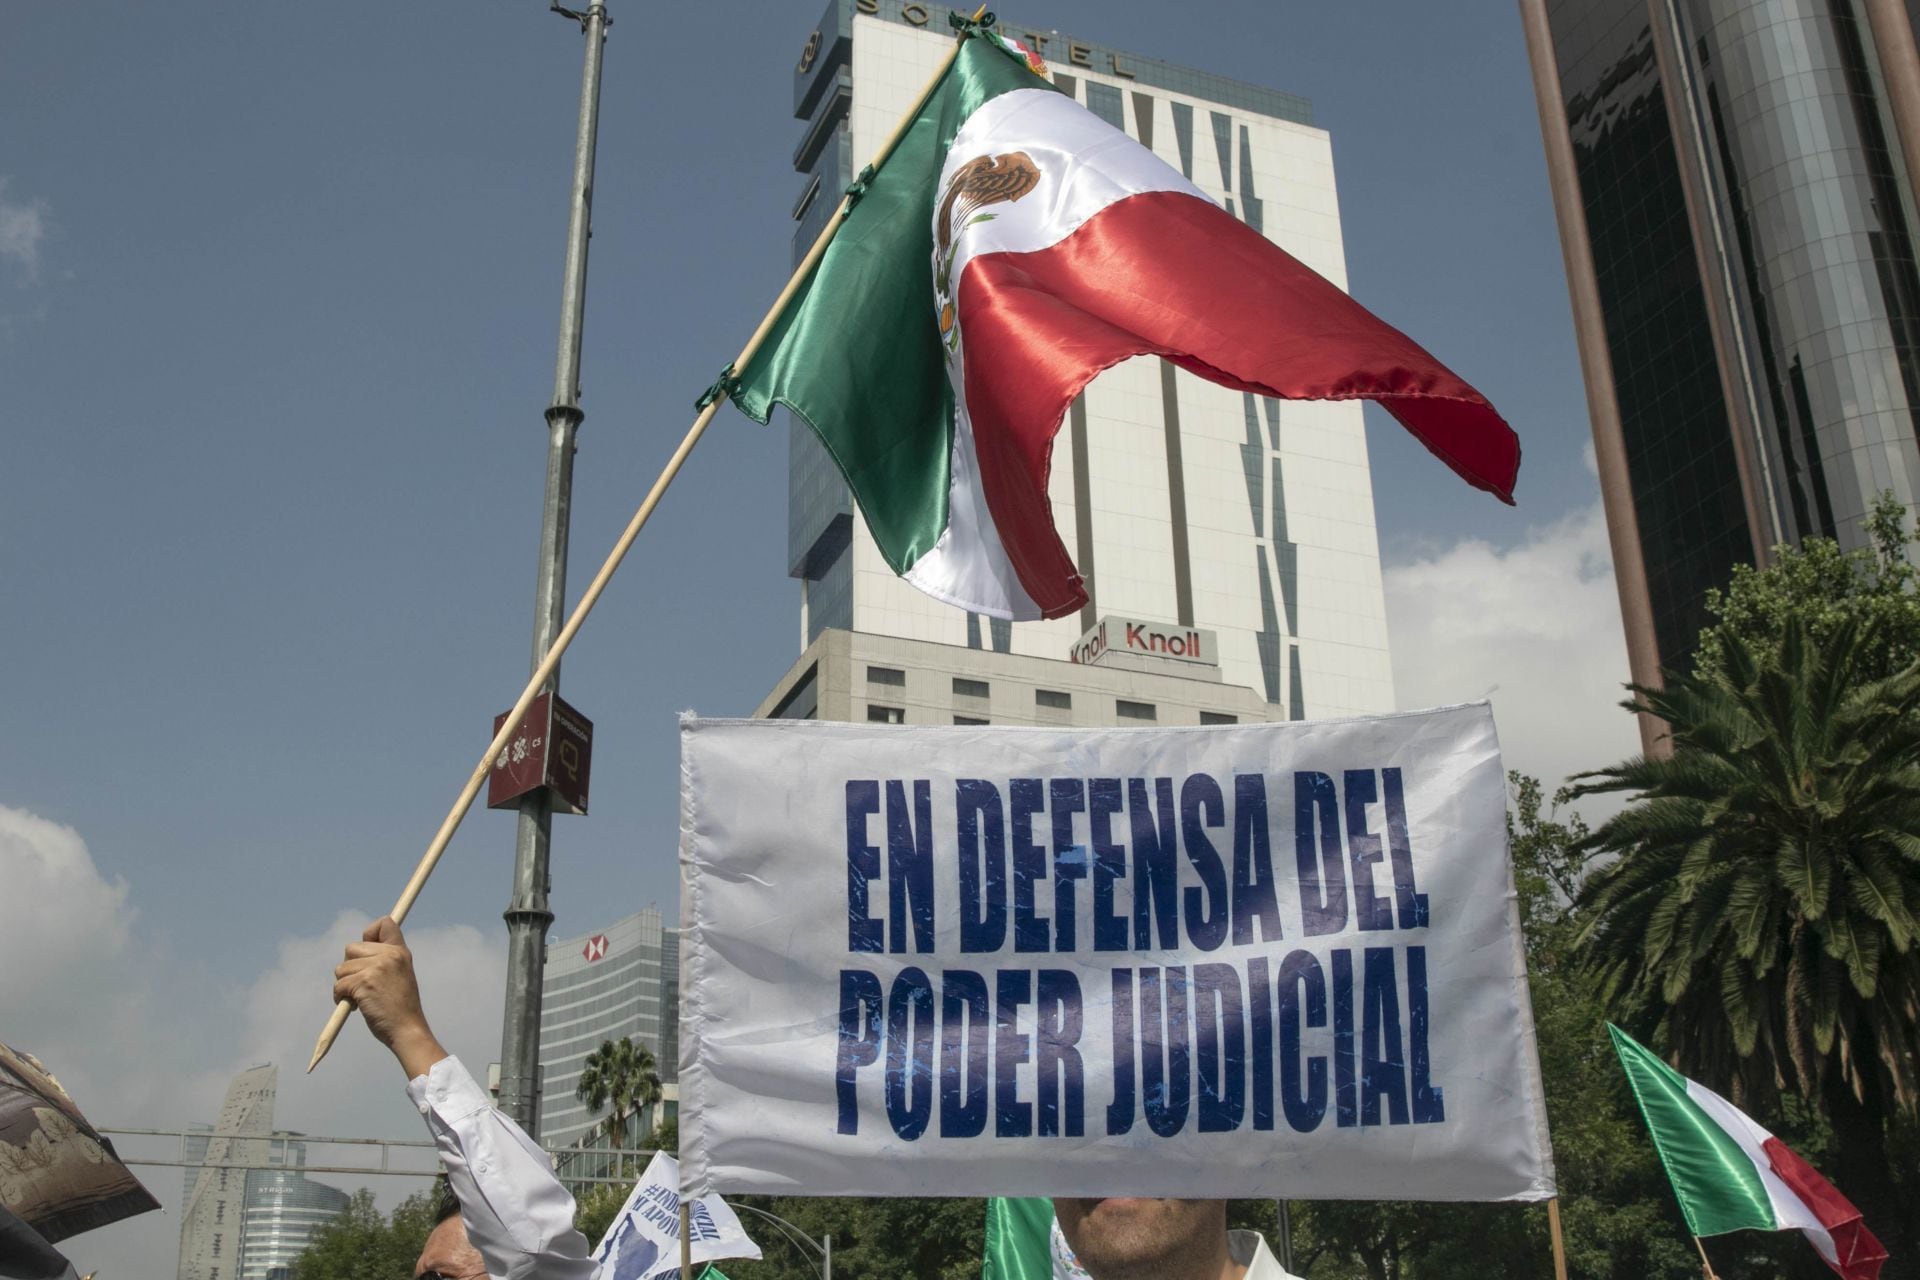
[308,5,992,1074]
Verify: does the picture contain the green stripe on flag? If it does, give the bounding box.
[983,1197,1055,1280]
[731,36,1058,576]
[1608,1024,1777,1238]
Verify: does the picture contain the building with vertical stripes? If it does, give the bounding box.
[537,907,680,1150]
[777,0,1394,723]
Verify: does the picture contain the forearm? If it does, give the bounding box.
[389,1022,448,1081]
[409,1056,595,1280]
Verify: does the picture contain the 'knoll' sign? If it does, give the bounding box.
[1070,616,1217,668]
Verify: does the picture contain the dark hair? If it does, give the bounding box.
[432,1177,462,1228]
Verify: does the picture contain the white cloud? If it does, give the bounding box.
[0,808,134,1025]
[1384,500,1642,798]
[0,180,47,279]
[0,805,507,1279]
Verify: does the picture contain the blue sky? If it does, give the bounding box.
[0,3,1634,1272]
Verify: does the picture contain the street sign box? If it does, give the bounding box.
[487,691,593,815]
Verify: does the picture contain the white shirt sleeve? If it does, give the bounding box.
[408,1055,597,1280]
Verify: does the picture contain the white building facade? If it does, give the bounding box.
[237,1157,350,1280]
[785,1,1394,718]
[177,1065,275,1280]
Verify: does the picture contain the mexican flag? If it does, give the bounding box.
[982,1198,1087,1280]
[731,23,1520,621]
[1609,1025,1888,1280]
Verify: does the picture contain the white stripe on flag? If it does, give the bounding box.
[915,88,1210,619]
[903,387,1040,618]
[936,88,1206,275]
[1684,1080,1837,1263]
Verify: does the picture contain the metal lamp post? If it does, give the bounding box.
[497,0,610,1136]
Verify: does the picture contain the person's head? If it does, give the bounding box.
[1050,1198,1233,1280]
[414,1181,488,1280]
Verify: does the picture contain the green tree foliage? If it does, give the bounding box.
[726,1196,983,1280]
[1293,775,1700,1280]
[1695,491,1919,680]
[574,1180,627,1252]
[289,1187,438,1280]
[570,1115,679,1247]
[577,1035,663,1151]
[1501,776,1700,1280]
[648,1113,678,1155]
[1572,620,1920,1262]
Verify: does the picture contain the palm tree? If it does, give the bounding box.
[575,1036,662,1151]
[1570,619,1920,1253]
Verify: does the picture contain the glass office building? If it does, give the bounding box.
[237,1158,350,1280]
[1522,0,1920,679]
[177,1068,348,1280]
[537,907,680,1149]
[781,0,1396,719]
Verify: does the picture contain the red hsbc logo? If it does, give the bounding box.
[582,934,609,962]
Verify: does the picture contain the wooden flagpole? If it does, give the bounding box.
[1547,1198,1570,1280]
[308,6,991,1073]
[1693,1236,1719,1280]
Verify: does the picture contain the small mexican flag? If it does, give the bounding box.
[982,1198,1087,1280]
[730,21,1520,622]
[1609,1025,1888,1280]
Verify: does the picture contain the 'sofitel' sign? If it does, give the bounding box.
[487,691,594,815]
[1069,615,1216,667]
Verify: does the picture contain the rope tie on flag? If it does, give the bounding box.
[843,165,877,207]
[695,363,741,411]
[947,10,996,34]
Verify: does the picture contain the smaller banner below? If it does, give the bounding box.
[589,1152,761,1280]
[677,705,1554,1200]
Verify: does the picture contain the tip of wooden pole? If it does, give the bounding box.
[308,1003,350,1073]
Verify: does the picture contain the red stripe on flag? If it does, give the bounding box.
[1762,1137,1888,1280]
[955,188,1522,619]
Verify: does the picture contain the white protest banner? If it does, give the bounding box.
[590,1151,762,1280]
[677,704,1554,1201]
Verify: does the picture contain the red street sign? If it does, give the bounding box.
[487,691,594,815]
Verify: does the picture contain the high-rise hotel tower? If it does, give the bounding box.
[774,0,1396,723]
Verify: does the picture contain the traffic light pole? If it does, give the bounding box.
[497,0,609,1137]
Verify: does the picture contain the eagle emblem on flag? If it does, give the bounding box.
[935,151,1041,350]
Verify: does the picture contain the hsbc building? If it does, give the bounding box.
[537,906,680,1148]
